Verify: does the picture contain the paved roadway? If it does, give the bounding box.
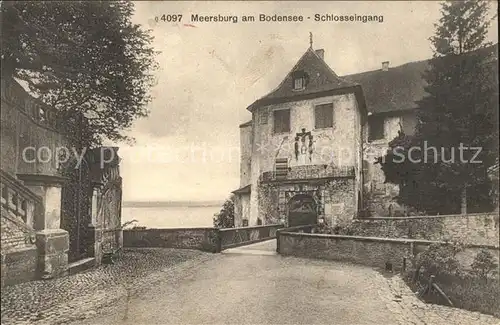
[73,240,416,325]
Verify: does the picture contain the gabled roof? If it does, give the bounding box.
[247,47,360,112]
[343,60,430,114]
[343,43,498,115]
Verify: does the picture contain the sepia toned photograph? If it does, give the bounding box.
[0,1,499,324]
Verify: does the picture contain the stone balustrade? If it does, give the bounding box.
[0,170,41,227]
[1,78,59,131]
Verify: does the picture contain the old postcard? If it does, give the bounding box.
[1,1,499,324]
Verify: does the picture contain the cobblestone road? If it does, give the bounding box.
[2,242,499,325]
[1,248,211,325]
[72,241,499,325]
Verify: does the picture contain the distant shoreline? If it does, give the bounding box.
[122,201,224,208]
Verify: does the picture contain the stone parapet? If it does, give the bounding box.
[35,229,69,279]
[1,246,38,287]
[352,212,499,247]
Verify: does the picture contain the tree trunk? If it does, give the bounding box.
[460,186,467,214]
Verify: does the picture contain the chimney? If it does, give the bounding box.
[382,61,389,71]
[315,49,325,60]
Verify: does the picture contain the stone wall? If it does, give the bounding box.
[123,228,217,252]
[348,213,499,247]
[362,112,418,217]
[239,123,252,187]
[277,231,499,273]
[1,78,67,177]
[258,175,356,226]
[278,232,413,271]
[218,224,283,249]
[237,193,250,226]
[1,207,38,286]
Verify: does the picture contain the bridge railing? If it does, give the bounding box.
[216,224,284,252]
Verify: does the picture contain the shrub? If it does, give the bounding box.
[471,249,498,280]
[213,196,235,229]
[413,242,464,278]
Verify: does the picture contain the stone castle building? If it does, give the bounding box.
[1,77,123,286]
[232,42,498,227]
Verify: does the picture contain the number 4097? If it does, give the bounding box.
[155,14,183,22]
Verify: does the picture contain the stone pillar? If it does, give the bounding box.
[88,185,103,264]
[17,174,69,279]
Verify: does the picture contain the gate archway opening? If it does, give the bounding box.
[287,194,317,227]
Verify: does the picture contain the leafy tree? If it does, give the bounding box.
[377,0,498,214]
[1,1,158,147]
[213,196,235,229]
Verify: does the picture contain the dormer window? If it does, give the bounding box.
[294,77,304,90]
[292,71,307,90]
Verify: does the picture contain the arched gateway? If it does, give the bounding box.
[287,194,317,227]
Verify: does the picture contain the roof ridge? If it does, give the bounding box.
[247,47,357,111]
[252,47,315,104]
[342,43,498,78]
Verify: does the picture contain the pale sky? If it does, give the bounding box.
[118,1,498,202]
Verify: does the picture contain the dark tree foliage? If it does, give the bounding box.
[377,0,498,215]
[213,196,235,229]
[1,1,158,147]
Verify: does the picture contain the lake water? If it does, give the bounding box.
[121,206,220,229]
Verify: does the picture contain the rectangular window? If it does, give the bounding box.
[273,109,290,133]
[314,103,334,129]
[259,108,268,125]
[368,115,385,141]
[293,77,304,90]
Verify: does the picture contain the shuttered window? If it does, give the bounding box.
[293,77,304,90]
[273,109,290,133]
[314,103,333,129]
[259,108,268,125]
[368,115,385,141]
[275,158,288,179]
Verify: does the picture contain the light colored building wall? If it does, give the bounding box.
[239,124,252,187]
[246,92,360,225]
[240,194,251,224]
[253,93,359,174]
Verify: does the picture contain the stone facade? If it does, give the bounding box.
[258,175,356,227]
[1,78,123,286]
[362,112,418,217]
[232,45,433,225]
[1,77,70,285]
[0,207,38,286]
[233,47,365,227]
[234,42,497,220]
